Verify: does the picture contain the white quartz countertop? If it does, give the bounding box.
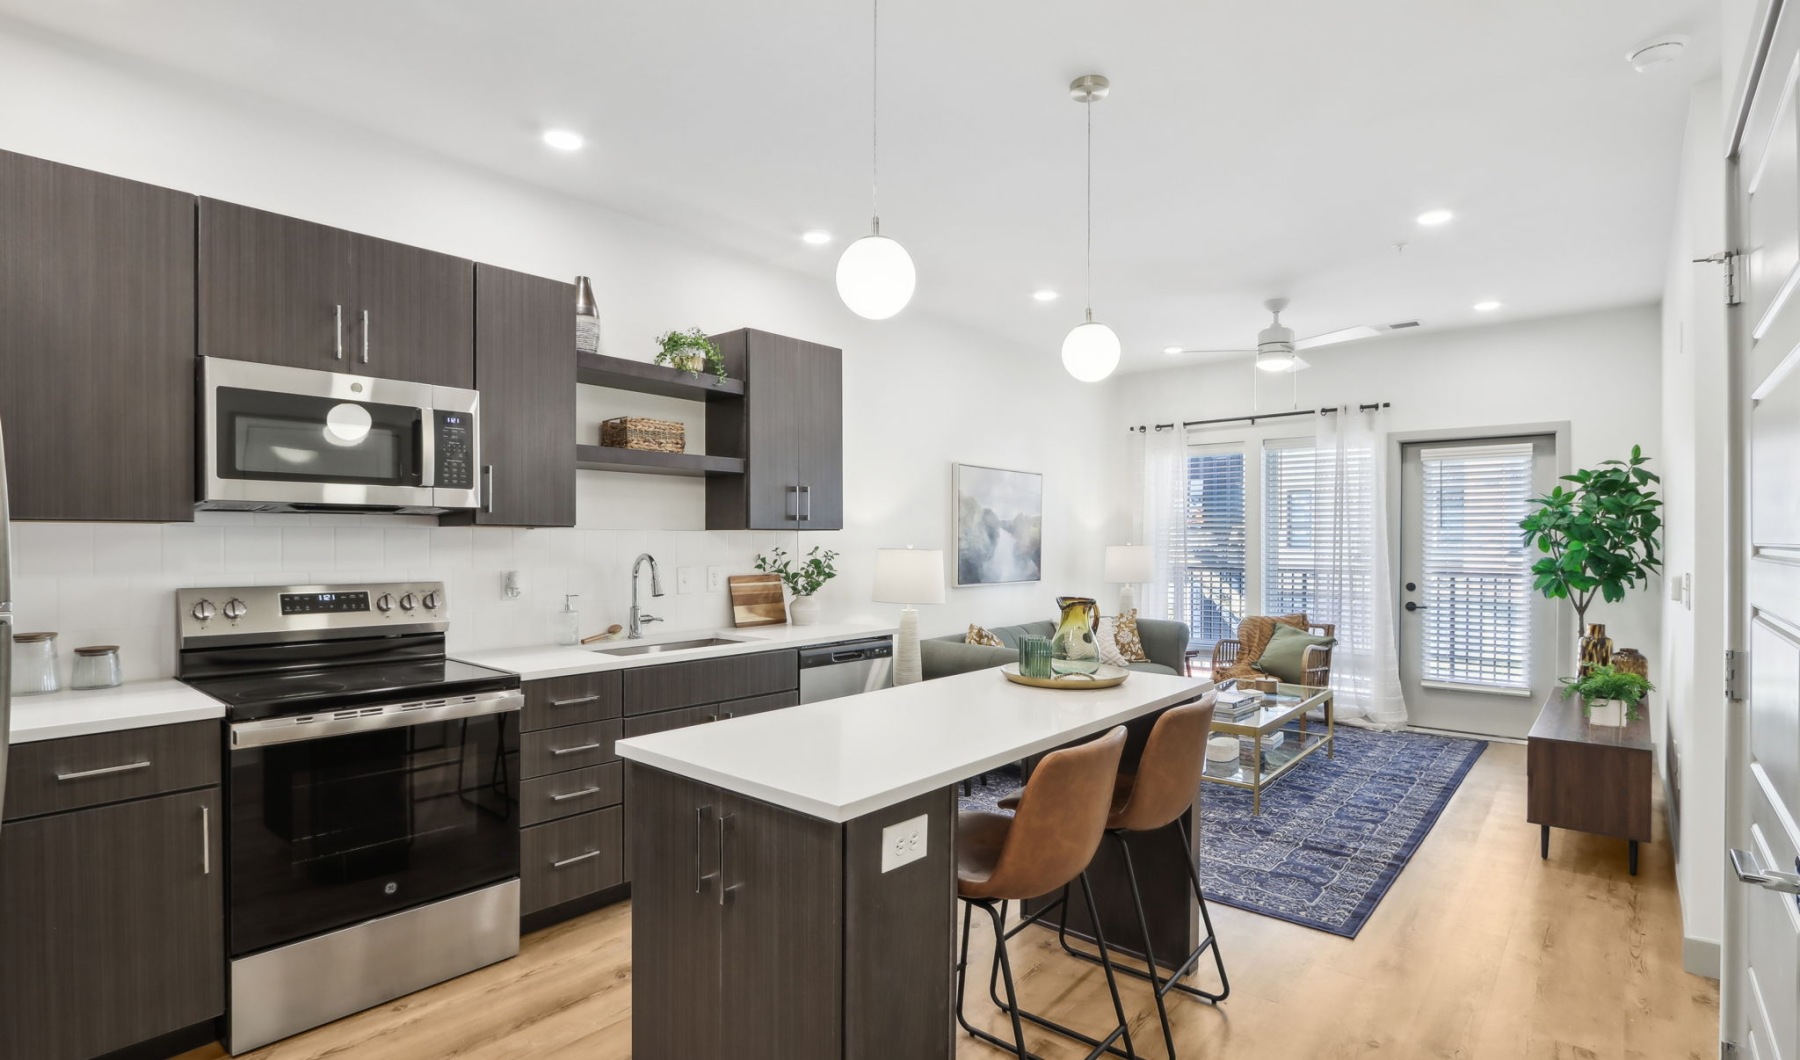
[9,680,227,744]
[615,669,1213,823]
[454,620,896,681]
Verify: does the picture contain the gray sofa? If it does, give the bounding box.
[921,619,1191,681]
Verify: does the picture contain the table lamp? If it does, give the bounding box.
[872,546,945,685]
[1104,544,1152,613]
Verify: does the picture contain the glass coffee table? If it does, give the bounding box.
[1202,683,1334,814]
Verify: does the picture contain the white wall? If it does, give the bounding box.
[0,27,1117,679]
[1661,75,1731,977]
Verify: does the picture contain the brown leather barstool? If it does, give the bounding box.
[955,726,1138,1060]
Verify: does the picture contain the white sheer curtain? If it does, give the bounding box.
[1139,427,1188,623]
[1311,406,1407,728]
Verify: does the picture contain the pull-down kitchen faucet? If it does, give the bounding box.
[629,553,664,638]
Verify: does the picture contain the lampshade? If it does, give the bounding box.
[1061,320,1121,382]
[1104,544,1152,584]
[836,234,916,320]
[872,547,945,605]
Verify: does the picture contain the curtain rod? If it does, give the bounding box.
[1126,401,1390,433]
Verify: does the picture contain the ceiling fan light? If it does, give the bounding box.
[1255,353,1295,373]
[1062,320,1121,382]
[835,232,916,319]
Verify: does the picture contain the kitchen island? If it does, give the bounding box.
[615,667,1212,1059]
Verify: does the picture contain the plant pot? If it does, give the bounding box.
[673,352,705,374]
[1586,698,1627,727]
[788,594,820,626]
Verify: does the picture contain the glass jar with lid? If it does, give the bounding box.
[71,645,123,690]
[12,632,61,696]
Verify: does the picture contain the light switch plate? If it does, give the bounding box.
[881,814,928,873]
[676,566,698,595]
[707,566,724,592]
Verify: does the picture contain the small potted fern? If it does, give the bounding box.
[1560,664,1653,727]
[654,328,729,386]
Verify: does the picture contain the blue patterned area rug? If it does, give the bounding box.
[958,726,1486,939]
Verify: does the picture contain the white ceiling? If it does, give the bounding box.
[0,0,1719,373]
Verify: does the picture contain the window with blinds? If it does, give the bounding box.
[1419,443,1535,692]
[1175,446,1246,646]
[1263,443,1317,617]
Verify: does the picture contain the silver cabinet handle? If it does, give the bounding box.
[1731,847,1800,894]
[550,695,600,708]
[800,484,812,521]
[717,813,735,907]
[482,465,494,514]
[549,786,602,802]
[335,304,344,360]
[695,805,712,894]
[787,485,799,520]
[552,849,601,869]
[56,760,151,782]
[550,742,602,756]
[361,308,370,364]
[201,804,211,876]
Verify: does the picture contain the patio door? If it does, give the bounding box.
[1397,435,1557,737]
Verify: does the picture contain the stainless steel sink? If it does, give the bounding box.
[595,637,744,657]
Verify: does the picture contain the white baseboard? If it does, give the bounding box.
[1683,935,1722,979]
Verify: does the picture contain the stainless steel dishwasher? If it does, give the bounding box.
[799,637,895,702]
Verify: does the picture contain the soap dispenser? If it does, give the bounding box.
[556,594,580,646]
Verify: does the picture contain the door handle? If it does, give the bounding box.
[335,304,344,360]
[549,786,602,802]
[482,465,495,514]
[717,813,736,907]
[800,485,812,522]
[786,485,800,520]
[1404,601,1427,613]
[201,803,211,876]
[549,695,600,708]
[360,309,371,364]
[550,742,602,756]
[56,760,151,781]
[552,849,601,869]
[1730,847,1800,894]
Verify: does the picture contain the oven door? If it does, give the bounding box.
[226,691,521,959]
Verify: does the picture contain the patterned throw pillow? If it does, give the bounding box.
[1114,609,1148,663]
[965,624,1003,647]
[1095,617,1130,667]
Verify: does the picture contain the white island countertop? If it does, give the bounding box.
[615,668,1212,823]
[9,680,227,744]
[454,620,896,681]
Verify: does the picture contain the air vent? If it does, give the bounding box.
[1389,320,1421,329]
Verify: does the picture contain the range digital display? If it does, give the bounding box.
[279,591,371,615]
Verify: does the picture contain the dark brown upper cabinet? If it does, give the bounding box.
[199,198,475,388]
[0,150,196,522]
[444,265,576,527]
[705,329,844,531]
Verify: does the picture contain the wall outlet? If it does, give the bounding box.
[880,814,928,873]
[677,566,698,595]
[707,566,725,592]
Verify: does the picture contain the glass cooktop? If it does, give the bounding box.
[185,658,517,722]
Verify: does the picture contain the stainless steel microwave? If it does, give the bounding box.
[200,357,481,514]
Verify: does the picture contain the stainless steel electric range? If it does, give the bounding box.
[177,581,521,1055]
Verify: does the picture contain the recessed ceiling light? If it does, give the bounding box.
[1473,300,1502,312]
[801,230,832,246]
[1416,209,1454,227]
[1032,289,1059,303]
[1163,346,1183,355]
[542,129,584,151]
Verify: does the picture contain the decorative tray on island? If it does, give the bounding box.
[1001,663,1131,690]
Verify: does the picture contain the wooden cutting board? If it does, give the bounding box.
[728,574,787,627]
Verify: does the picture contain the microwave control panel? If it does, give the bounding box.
[434,411,475,490]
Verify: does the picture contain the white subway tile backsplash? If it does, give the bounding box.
[224,527,284,573]
[91,524,164,575]
[16,521,93,576]
[385,528,431,569]
[162,526,224,575]
[281,528,335,569]
[335,528,386,569]
[430,527,473,569]
[468,528,515,569]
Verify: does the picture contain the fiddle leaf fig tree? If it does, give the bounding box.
[1518,445,1662,636]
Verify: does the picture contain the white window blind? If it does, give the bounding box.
[1419,443,1535,691]
[1263,442,1317,617]
[1174,445,1246,646]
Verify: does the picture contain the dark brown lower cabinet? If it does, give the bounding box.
[0,787,224,1059]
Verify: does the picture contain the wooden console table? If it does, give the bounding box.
[1526,694,1652,874]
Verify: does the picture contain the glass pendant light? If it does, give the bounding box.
[836,0,915,320]
[1061,74,1119,382]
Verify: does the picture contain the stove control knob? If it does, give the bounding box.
[399,593,418,612]
[222,598,248,621]
[375,593,395,613]
[421,590,441,611]
[190,599,215,622]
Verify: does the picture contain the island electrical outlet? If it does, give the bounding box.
[881,814,928,873]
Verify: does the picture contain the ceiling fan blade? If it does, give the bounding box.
[1181,347,1257,355]
[1294,325,1383,351]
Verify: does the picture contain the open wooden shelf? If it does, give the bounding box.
[575,351,745,400]
[575,445,745,478]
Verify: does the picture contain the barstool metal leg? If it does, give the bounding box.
[955,897,1034,1059]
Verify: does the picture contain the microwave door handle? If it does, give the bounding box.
[418,409,436,488]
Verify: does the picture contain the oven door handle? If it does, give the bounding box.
[418,407,437,488]
[228,689,522,749]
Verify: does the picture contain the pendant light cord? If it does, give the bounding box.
[870,0,880,232]
[1084,97,1093,321]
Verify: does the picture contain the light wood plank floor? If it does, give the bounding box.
[180,742,1718,1060]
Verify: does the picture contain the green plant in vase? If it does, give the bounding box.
[653,328,729,386]
[754,546,839,626]
[1559,664,1653,726]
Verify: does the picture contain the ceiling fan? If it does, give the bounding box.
[1173,298,1404,373]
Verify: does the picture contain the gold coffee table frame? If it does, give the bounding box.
[1202,682,1334,814]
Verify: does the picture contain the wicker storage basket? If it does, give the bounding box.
[600,416,685,453]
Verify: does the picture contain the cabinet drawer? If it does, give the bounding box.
[520,762,622,827]
[623,703,724,740]
[720,690,799,720]
[521,719,622,779]
[521,806,623,915]
[3,721,219,822]
[622,650,798,716]
[521,671,621,732]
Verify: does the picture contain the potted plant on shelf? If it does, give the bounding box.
[1560,664,1653,727]
[653,328,729,386]
[1519,445,1662,673]
[754,546,839,626]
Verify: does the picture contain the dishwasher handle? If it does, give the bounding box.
[799,638,895,669]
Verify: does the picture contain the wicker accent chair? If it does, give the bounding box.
[1211,613,1335,690]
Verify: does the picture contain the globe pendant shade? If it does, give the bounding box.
[835,234,916,320]
[1061,320,1121,382]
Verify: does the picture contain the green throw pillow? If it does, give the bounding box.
[1253,624,1336,684]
